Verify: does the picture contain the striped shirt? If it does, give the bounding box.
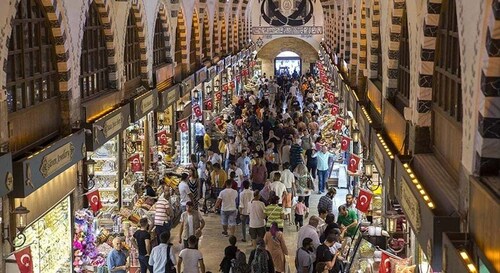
[289,144,303,167]
[154,197,171,226]
[264,204,283,228]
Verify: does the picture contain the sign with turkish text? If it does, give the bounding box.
[132,89,158,122]
[39,142,74,178]
[401,178,421,232]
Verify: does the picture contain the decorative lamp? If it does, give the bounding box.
[130,128,139,142]
[352,128,360,143]
[2,203,30,248]
[364,159,373,178]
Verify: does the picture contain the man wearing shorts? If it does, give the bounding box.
[248,190,266,247]
[216,179,238,236]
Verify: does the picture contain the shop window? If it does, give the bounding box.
[395,10,410,109]
[433,0,462,123]
[6,0,59,112]
[80,2,109,100]
[124,10,141,82]
[153,14,169,68]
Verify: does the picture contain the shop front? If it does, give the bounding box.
[214,61,224,114]
[393,156,460,272]
[6,130,86,273]
[177,75,195,165]
[371,129,395,213]
[204,66,217,120]
[157,84,180,161]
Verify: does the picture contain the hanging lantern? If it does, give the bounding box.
[352,128,360,143]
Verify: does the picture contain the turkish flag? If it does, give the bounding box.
[86,190,103,213]
[129,153,142,172]
[157,130,168,145]
[341,136,351,151]
[193,104,203,117]
[236,76,241,82]
[223,84,229,91]
[15,246,33,273]
[333,117,344,130]
[331,104,340,116]
[347,153,361,173]
[178,117,189,133]
[379,252,391,273]
[325,91,335,103]
[215,91,222,101]
[230,81,235,89]
[204,98,213,110]
[356,188,373,213]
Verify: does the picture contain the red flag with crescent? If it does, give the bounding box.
[193,104,203,117]
[86,189,103,213]
[347,153,361,173]
[177,117,189,133]
[223,84,229,91]
[331,104,340,116]
[230,81,236,89]
[356,188,373,213]
[15,246,33,273]
[333,117,344,131]
[378,252,391,273]
[157,130,168,145]
[215,91,222,102]
[129,153,142,172]
[204,98,213,110]
[341,136,351,151]
[236,76,241,82]
[325,91,335,103]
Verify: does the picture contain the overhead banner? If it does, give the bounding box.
[252,26,323,35]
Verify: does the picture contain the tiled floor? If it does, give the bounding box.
[169,172,351,273]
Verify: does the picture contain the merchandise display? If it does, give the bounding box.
[73,209,106,272]
[15,197,72,273]
[89,136,120,209]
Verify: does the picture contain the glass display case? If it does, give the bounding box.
[14,197,72,273]
[345,238,379,273]
[89,135,120,209]
[179,129,190,165]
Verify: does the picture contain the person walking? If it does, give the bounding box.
[149,232,177,273]
[249,239,275,273]
[239,180,254,242]
[315,145,335,193]
[297,216,321,250]
[280,162,295,193]
[295,238,317,273]
[216,180,239,236]
[317,188,336,215]
[294,163,313,208]
[248,190,267,247]
[132,218,153,273]
[264,196,284,231]
[289,137,304,172]
[251,157,268,191]
[154,192,173,243]
[263,222,288,273]
[294,196,308,231]
[179,201,205,248]
[107,237,128,273]
[178,235,206,273]
[269,172,286,206]
[211,163,228,192]
[179,173,194,212]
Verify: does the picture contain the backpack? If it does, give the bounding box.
[251,249,269,273]
[231,251,251,273]
[165,245,176,273]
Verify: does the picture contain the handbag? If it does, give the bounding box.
[165,245,177,273]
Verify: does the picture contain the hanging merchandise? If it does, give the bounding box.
[193,104,202,118]
[204,98,213,110]
[73,209,106,272]
[178,117,189,133]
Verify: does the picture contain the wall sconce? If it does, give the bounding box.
[364,159,373,178]
[193,90,200,100]
[384,211,400,234]
[215,80,220,86]
[177,99,185,112]
[84,158,96,190]
[352,128,360,143]
[345,115,352,128]
[157,112,165,130]
[2,203,30,248]
[126,127,139,154]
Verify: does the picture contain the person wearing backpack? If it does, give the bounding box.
[248,238,275,273]
[295,238,316,273]
[149,231,177,273]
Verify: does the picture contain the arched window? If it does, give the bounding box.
[395,11,410,110]
[376,39,383,83]
[124,10,141,82]
[153,15,168,68]
[80,2,109,100]
[433,0,462,122]
[6,0,58,112]
[202,15,210,59]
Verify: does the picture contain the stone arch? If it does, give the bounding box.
[190,10,202,71]
[175,7,188,74]
[221,17,227,55]
[202,11,211,59]
[77,0,118,90]
[155,2,173,62]
[476,0,500,175]
[122,0,149,85]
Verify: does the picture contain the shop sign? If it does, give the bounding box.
[12,130,86,197]
[0,152,13,197]
[195,67,208,85]
[155,63,174,91]
[373,140,385,178]
[181,75,196,96]
[401,179,421,232]
[131,89,159,122]
[217,60,225,73]
[232,55,238,65]
[86,104,131,151]
[207,66,217,80]
[159,84,180,111]
[225,56,232,68]
[357,108,369,145]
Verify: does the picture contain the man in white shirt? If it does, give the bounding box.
[178,235,205,273]
[236,149,251,180]
[207,150,222,165]
[297,216,321,250]
[248,190,266,247]
[239,180,254,242]
[270,172,287,205]
[216,180,238,236]
[194,119,206,153]
[149,231,177,273]
[280,162,295,193]
[178,173,193,212]
[229,161,244,189]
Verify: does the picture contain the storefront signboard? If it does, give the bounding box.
[225,56,232,68]
[181,74,196,96]
[232,55,238,65]
[131,89,159,122]
[217,60,225,73]
[195,67,208,85]
[208,66,217,80]
[158,84,180,111]
[155,63,174,91]
[11,130,86,197]
[85,104,131,151]
[0,153,13,197]
[373,140,385,178]
[401,178,421,232]
[346,84,357,116]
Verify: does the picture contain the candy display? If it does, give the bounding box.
[73,209,106,272]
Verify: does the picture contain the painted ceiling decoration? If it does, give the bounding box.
[260,0,314,26]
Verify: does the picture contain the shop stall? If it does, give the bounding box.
[157,84,180,161]
[7,130,86,273]
[214,61,224,114]
[177,75,195,165]
[204,66,217,121]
